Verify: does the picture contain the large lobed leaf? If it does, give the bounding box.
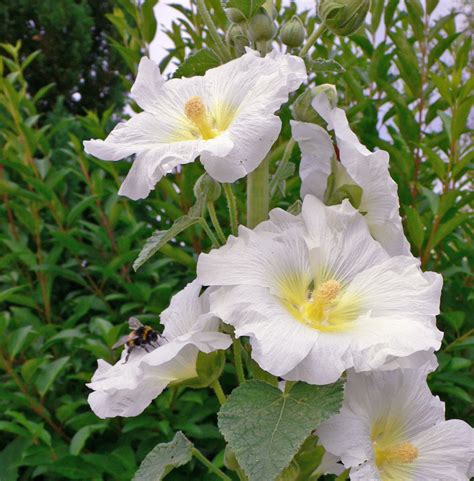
[218,380,344,481]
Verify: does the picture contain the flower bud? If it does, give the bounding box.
[225,7,247,24]
[226,23,250,55]
[318,0,371,36]
[314,83,338,108]
[292,84,338,124]
[263,0,278,20]
[194,173,221,202]
[280,15,306,48]
[248,7,275,42]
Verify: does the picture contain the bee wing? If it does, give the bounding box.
[112,335,131,349]
[128,317,143,329]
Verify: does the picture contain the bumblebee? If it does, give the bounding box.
[112,317,165,363]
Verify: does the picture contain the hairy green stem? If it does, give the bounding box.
[196,0,231,62]
[211,379,227,405]
[299,24,326,58]
[223,183,238,236]
[199,218,220,248]
[207,201,227,244]
[192,447,233,481]
[246,156,269,228]
[232,338,245,384]
[270,138,296,196]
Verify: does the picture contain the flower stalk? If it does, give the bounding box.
[196,0,232,62]
[192,447,233,481]
[223,183,238,236]
[298,24,326,57]
[246,156,269,228]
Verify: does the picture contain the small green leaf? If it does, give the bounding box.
[70,424,105,455]
[35,356,70,397]
[404,206,424,251]
[307,58,345,73]
[432,213,470,248]
[133,216,200,271]
[141,0,159,43]
[132,431,194,481]
[174,49,220,78]
[218,380,344,481]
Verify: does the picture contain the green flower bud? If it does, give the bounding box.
[225,7,247,24]
[314,83,338,108]
[280,15,306,48]
[226,23,250,55]
[249,7,275,42]
[193,173,221,202]
[263,0,278,20]
[318,0,371,36]
[292,84,338,124]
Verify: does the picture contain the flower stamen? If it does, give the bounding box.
[184,96,217,140]
[375,442,418,466]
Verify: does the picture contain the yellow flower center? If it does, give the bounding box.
[375,442,418,466]
[184,96,218,140]
[280,278,359,332]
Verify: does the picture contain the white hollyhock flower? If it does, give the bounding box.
[83,50,306,200]
[87,281,231,418]
[314,451,345,476]
[292,89,411,256]
[317,369,474,481]
[197,195,442,384]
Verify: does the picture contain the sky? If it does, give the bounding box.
[150,0,459,69]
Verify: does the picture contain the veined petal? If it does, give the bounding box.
[291,120,334,200]
[130,56,166,112]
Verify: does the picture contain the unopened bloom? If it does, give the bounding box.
[197,195,442,384]
[292,89,411,256]
[317,369,474,481]
[84,50,306,200]
[87,281,231,418]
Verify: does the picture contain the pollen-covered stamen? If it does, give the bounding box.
[375,442,419,466]
[184,96,217,140]
[303,279,342,322]
[315,279,342,302]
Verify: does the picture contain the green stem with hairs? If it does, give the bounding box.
[199,218,220,248]
[192,447,233,481]
[246,156,270,228]
[207,201,227,244]
[223,183,238,236]
[196,0,232,62]
[270,138,296,196]
[232,338,245,384]
[299,24,326,58]
[211,379,227,405]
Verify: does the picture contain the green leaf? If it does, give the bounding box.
[141,0,159,43]
[133,215,200,271]
[70,424,106,456]
[35,356,70,397]
[218,380,344,481]
[225,0,266,19]
[174,49,220,78]
[404,206,424,251]
[307,58,345,73]
[432,213,470,248]
[8,325,34,359]
[132,431,194,481]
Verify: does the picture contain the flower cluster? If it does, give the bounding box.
[85,49,473,480]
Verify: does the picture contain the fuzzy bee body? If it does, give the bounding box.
[112,317,165,363]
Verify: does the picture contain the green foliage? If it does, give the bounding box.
[132,432,193,481]
[218,380,344,481]
[0,1,473,480]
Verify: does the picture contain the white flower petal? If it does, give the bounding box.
[291,120,334,200]
[409,420,474,480]
[297,91,411,256]
[130,57,166,112]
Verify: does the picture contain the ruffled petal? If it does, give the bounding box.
[130,57,166,112]
[291,120,334,200]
